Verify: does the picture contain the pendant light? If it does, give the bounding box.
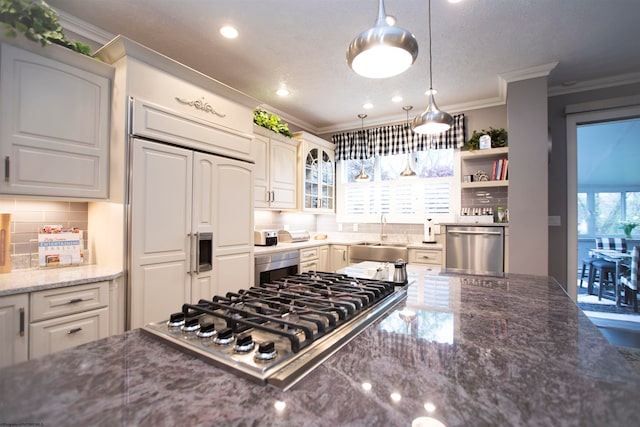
[412,0,453,134]
[400,106,416,177]
[346,0,419,79]
[354,114,370,181]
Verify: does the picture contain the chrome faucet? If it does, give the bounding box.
[380,214,387,241]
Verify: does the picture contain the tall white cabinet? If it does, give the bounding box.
[130,140,252,327]
[92,36,256,329]
[253,125,298,210]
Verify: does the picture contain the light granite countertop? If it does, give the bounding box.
[0,271,637,426]
[0,265,123,296]
[254,239,443,255]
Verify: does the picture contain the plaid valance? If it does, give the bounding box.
[332,114,465,161]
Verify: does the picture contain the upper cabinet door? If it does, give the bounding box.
[0,43,112,199]
[296,132,335,213]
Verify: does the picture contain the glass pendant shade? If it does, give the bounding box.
[412,92,453,134]
[347,0,418,78]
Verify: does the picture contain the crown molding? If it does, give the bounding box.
[54,8,114,45]
[257,104,319,134]
[548,71,640,97]
[500,62,559,83]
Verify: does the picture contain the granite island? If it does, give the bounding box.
[0,271,637,426]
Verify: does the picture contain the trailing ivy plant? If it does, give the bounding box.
[0,0,92,56]
[464,127,508,151]
[253,108,294,138]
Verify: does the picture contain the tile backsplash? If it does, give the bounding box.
[0,199,88,270]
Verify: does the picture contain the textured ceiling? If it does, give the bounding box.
[47,0,640,135]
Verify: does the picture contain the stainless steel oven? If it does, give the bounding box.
[254,250,300,285]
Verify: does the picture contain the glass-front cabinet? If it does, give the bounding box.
[295,132,335,213]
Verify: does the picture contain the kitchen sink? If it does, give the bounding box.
[356,241,407,247]
[349,241,408,263]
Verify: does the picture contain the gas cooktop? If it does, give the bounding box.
[142,271,406,390]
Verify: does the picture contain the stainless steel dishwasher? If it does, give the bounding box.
[445,226,504,276]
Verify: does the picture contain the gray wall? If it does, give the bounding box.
[547,81,640,287]
[508,77,549,275]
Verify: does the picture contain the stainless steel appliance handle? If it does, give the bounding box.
[4,156,9,181]
[19,307,24,337]
[195,232,201,274]
[448,230,502,235]
[187,233,193,275]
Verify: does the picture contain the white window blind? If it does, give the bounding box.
[340,177,454,222]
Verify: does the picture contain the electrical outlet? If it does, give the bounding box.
[284,224,290,231]
[353,223,358,232]
[338,223,343,231]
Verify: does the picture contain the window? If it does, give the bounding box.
[577,190,640,236]
[336,149,459,223]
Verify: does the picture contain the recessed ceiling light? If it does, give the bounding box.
[392,96,403,103]
[219,26,238,39]
[385,15,396,26]
[363,103,374,109]
[448,0,463,3]
[276,88,290,97]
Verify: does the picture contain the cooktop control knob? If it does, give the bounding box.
[181,317,201,339]
[254,341,278,362]
[213,327,234,346]
[233,333,255,353]
[167,312,185,329]
[196,322,217,340]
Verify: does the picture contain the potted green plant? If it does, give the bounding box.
[464,127,508,151]
[253,108,294,138]
[0,0,92,56]
[619,220,639,238]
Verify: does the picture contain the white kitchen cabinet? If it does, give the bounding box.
[253,126,298,210]
[29,281,110,359]
[0,293,28,368]
[409,248,443,267]
[330,245,349,272]
[130,139,253,328]
[318,245,330,272]
[295,132,335,213]
[212,157,254,294]
[0,38,112,199]
[300,247,320,273]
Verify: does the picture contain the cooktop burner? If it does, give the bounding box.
[142,271,406,389]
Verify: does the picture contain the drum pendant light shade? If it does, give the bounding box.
[412,0,453,134]
[347,0,418,79]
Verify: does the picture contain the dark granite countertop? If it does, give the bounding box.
[0,273,637,426]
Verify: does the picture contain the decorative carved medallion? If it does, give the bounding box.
[175,97,226,118]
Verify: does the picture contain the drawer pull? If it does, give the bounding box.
[68,298,84,304]
[67,327,83,335]
[422,255,431,259]
[19,307,25,337]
